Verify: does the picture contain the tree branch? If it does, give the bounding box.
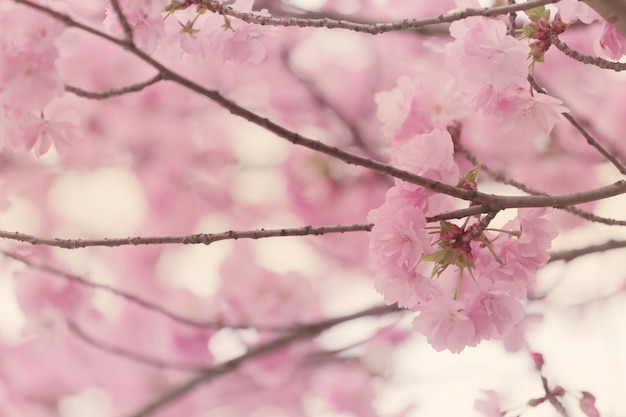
[452,128,626,227]
[0,224,373,248]
[0,250,273,330]
[68,320,207,372]
[548,239,626,262]
[109,0,134,43]
[125,304,400,417]
[528,75,626,176]
[65,74,163,99]
[551,35,626,71]
[186,0,559,34]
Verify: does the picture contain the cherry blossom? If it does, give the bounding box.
[474,390,505,417]
[375,74,467,146]
[103,0,167,52]
[594,20,626,60]
[368,202,431,272]
[0,44,62,110]
[412,296,478,353]
[580,391,601,417]
[369,167,557,351]
[557,0,600,24]
[506,92,568,139]
[448,18,529,90]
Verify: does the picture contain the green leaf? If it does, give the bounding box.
[524,6,550,22]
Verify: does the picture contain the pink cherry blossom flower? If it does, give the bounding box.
[466,282,525,340]
[504,207,559,267]
[123,0,170,17]
[217,244,321,327]
[4,108,81,157]
[368,202,432,272]
[0,5,64,49]
[473,209,557,299]
[472,83,524,119]
[389,129,460,212]
[0,44,63,110]
[580,391,600,417]
[394,128,459,185]
[311,363,379,417]
[132,13,166,53]
[23,115,81,157]
[13,268,92,319]
[412,296,478,353]
[594,20,626,60]
[103,0,167,53]
[474,390,504,417]
[449,18,529,90]
[375,74,468,145]
[375,76,436,143]
[558,0,601,24]
[506,92,568,139]
[502,313,543,352]
[203,0,273,64]
[531,352,545,370]
[373,266,438,308]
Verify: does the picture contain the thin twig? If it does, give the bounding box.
[541,375,570,417]
[68,320,209,371]
[281,49,383,161]
[562,112,626,175]
[548,239,626,263]
[125,304,400,417]
[65,74,163,100]
[0,250,278,330]
[184,0,559,34]
[109,0,135,43]
[528,75,626,176]
[0,224,372,249]
[551,35,626,71]
[253,0,449,36]
[453,132,626,226]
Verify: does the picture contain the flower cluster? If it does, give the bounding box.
[368,129,557,353]
[158,0,274,64]
[446,17,567,140]
[0,5,69,155]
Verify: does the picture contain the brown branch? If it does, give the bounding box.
[548,239,626,262]
[541,375,570,417]
[253,0,449,36]
[453,131,626,226]
[109,0,134,43]
[3,195,626,249]
[280,49,383,161]
[0,224,373,249]
[125,304,400,417]
[68,320,207,372]
[187,0,559,34]
[0,249,402,339]
[65,74,163,99]
[0,250,273,330]
[551,35,626,71]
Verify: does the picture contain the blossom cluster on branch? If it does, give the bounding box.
[368,128,558,353]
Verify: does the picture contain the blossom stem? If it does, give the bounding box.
[454,270,463,300]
